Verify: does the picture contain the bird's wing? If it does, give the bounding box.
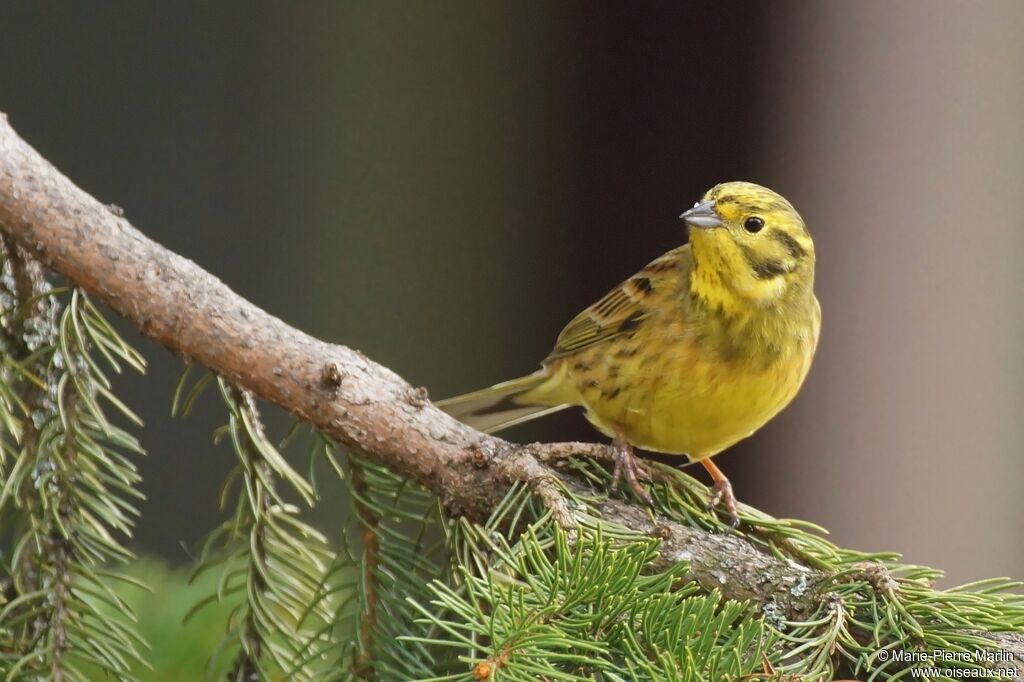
[545,246,688,360]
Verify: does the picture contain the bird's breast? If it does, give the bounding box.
[570,308,817,458]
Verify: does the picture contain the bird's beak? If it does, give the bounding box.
[680,200,723,229]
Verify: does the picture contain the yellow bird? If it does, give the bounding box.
[439,182,819,526]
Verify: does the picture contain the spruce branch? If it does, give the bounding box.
[183,378,332,681]
[323,450,450,680]
[406,524,775,681]
[347,457,380,679]
[2,115,1024,679]
[0,241,147,682]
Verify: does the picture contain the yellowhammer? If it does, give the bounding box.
[439,182,819,526]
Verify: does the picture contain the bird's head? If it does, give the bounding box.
[681,181,814,304]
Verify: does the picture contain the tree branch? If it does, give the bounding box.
[0,114,1021,674]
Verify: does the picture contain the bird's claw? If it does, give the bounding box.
[706,478,740,528]
[611,439,654,506]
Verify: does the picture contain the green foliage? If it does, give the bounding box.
[0,246,148,682]
[776,569,1024,681]
[182,377,333,681]
[408,526,772,681]
[319,450,451,680]
[638,462,1024,681]
[319,461,780,681]
[317,455,1024,682]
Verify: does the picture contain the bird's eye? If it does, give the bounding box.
[743,216,764,233]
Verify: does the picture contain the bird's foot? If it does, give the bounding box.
[700,458,740,528]
[610,432,654,506]
[706,478,739,528]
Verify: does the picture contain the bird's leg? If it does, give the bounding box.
[610,426,654,506]
[700,458,740,528]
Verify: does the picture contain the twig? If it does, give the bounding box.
[349,460,379,680]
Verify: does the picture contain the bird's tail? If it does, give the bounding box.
[436,372,570,434]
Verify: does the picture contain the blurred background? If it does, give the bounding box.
[1,1,1022,589]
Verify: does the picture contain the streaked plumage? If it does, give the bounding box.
[439,182,819,525]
